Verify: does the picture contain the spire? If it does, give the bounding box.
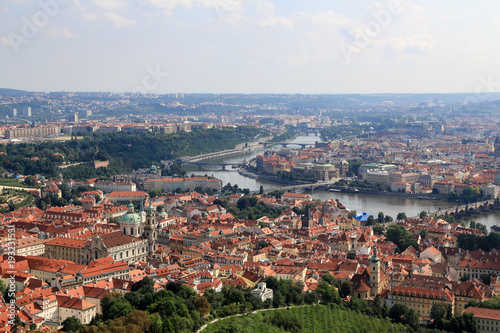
[146,201,154,214]
[371,242,380,264]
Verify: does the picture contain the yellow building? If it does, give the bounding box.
[463,307,500,333]
[45,237,86,264]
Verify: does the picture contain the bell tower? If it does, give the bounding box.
[301,205,312,228]
[369,242,381,296]
[143,202,158,255]
[495,136,500,158]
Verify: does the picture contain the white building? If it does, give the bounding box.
[251,282,274,301]
[95,180,136,193]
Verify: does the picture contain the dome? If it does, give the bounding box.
[120,203,142,223]
[157,205,167,216]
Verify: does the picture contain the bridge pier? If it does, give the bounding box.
[198,164,202,170]
[222,165,226,170]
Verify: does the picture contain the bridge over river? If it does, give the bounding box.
[433,199,496,217]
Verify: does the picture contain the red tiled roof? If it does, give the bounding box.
[463,307,500,320]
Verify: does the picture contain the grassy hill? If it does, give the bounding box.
[203,304,408,333]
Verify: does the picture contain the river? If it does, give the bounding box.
[184,135,500,230]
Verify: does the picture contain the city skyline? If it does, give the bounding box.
[1,0,500,94]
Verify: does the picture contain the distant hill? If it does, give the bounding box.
[0,88,33,97]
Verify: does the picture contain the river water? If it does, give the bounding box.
[184,135,500,229]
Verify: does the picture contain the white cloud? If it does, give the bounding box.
[103,12,137,27]
[93,0,128,10]
[255,2,293,28]
[146,0,194,11]
[380,35,434,54]
[45,25,79,38]
[83,12,98,21]
[145,0,243,21]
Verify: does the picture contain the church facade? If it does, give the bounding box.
[81,203,159,265]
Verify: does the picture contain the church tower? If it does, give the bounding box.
[143,202,158,255]
[369,242,381,296]
[495,135,500,158]
[301,205,312,228]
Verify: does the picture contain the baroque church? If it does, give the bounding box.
[350,243,389,300]
[81,202,159,265]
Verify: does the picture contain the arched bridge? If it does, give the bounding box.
[259,142,316,148]
[180,161,247,170]
[436,199,496,216]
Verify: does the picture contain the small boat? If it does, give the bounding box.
[329,188,341,192]
[238,168,257,179]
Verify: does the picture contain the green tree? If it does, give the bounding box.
[259,185,264,195]
[430,302,447,329]
[61,316,82,333]
[396,212,407,220]
[101,291,122,319]
[149,313,163,333]
[386,224,417,252]
[457,233,478,251]
[419,229,428,239]
[321,273,339,288]
[377,212,384,223]
[373,223,385,235]
[419,210,428,219]
[389,303,408,323]
[404,309,420,330]
[315,281,340,304]
[0,280,6,296]
[105,297,134,320]
[339,281,351,298]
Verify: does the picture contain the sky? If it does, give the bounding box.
[1,0,500,94]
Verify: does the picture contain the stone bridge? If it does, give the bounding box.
[180,161,247,170]
[435,199,496,216]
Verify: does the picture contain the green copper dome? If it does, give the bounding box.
[120,203,142,223]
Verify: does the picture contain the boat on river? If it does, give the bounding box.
[238,168,257,179]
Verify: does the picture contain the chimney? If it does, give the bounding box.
[70,294,73,299]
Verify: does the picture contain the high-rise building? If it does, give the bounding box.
[11,108,17,117]
[23,107,31,117]
[67,113,78,122]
